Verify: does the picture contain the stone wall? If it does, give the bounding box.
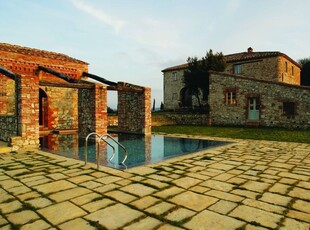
[209,72,310,129]
[0,116,17,142]
[118,82,151,134]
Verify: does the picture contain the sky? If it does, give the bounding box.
[1,0,310,109]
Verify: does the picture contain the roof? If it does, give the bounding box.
[162,48,301,72]
[0,43,88,65]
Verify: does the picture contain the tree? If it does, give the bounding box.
[299,57,310,86]
[183,49,226,108]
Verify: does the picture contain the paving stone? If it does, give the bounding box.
[242,198,286,214]
[189,185,210,194]
[142,178,169,189]
[49,187,92,202]
[147,174,173,182]
[25,197,53,209]
[213,173,235,181]
[94,183,120,194]
[38,201,87,225]
[21,175,47,183]
[169,191,218,211]
[115,179,132,186]
[120,183,156,197]
[268,183,290,195]
[7,185,32,195]
[71,193,102,206]
[286,210,310,223]
[145,201,176,215]
[209,163,236,171]
[0,200,23,214]
[154,187,185,199]
[82,198,115,212]
[241,181,271,192]
[229,205,282,229]
[95,175,122,184]
[297,181,310,189]
[59,218,96,230]
[209,200,238,214]
[5,168,31,177]
[260,192,292,206]
[206,190,244,202]
[156,224,184,230]
[184,210,244,230]
[0,215,8,226]
[186,172,210,180]
[46,173,68,180]
[280,218,310,230]
[123,216,162,230]
[27,178,53,187]
[17,191,41,201]
[292,199,310,213]
[130,196,160,210]
[200,179,234,192]
[172,176,202,189]
[104,190,138,203]
[85,203,144,229]
[127,166,157,175]
[6,210,39,225]
[0,179,24,190]
[80,180,102,189]
[68,175,95,184]
[0,192,14,203]
[164,207,195,222]
[278,172,309,181]
[34,180,76,194]
[288,187,310,200]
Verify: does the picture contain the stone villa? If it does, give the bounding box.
[0,43,151,150]
[162,48,310,128]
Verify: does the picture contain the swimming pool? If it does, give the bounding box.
[40,133,230,169]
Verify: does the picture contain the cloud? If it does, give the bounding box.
[71,0,126,33]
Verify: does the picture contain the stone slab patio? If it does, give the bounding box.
[0,136,309,229]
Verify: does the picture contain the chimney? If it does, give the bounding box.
[247,47,253,53]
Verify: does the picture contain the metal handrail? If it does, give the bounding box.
[84,132,128,169]
[99,134,128,165]
[84,132,115,168]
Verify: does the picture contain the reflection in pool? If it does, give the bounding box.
[40,133,230,169]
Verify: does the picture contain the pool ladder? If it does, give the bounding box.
[84,132,128,169]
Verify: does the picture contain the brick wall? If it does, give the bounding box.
[209,72,310,129]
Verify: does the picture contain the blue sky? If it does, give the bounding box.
[1,0,310,108]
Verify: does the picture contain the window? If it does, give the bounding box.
[226,92,236,105]
[234,64,242,74]
[292,66,294,76]
[283,102,295,118]
[172,72,178,81]
[285,62,288,72]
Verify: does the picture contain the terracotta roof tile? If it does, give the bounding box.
[0,43,88,64]
[162,50,301,72]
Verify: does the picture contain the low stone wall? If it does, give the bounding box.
[0,116,17,142]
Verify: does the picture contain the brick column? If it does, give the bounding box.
[11,74,40,149]
[94,85,107,134]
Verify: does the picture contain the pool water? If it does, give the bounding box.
[40,133,230,169]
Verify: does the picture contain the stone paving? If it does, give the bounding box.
[0,137,309,229]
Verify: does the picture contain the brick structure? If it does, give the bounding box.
[118,82,151,134]
[162,47,302,110]
[0,43,151,149]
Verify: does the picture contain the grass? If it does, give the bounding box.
[152,125,310,143]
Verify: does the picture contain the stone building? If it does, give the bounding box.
[0,43,151,150]
[162,48,310,128]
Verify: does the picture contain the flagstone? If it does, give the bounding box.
[164,207,195,222]
[58,218,96,230]
[49,187,91,202]
[71,193,102,206]
[120,183,156,197]
[130,196,160,210]
[153,186,185,199]
[85,203,144,229]
[25,197,53,209]
[34,180,76,194]
[169,191,218,211]
[172,176,202,189]
[240,181,271,193]
[104,190,138,203]
[145,201,176,215]
[209,200,238,214]
[0,200,22,214]
[82,198,115,212]
[38,201,87,225]
[123,216,162,230]
[200,179,234,192]
[229,205,282,229]
[184,210,244,230]
[6,210,39,225]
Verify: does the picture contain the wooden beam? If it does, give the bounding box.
[39,80,94,89]
[0,65,16,80]
[83,72,117,86]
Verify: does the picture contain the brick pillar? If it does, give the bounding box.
[12,74,40,149]
[118,82,151,135]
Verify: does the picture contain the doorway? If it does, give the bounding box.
[39,88,48,129]
[248,97,260,120]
